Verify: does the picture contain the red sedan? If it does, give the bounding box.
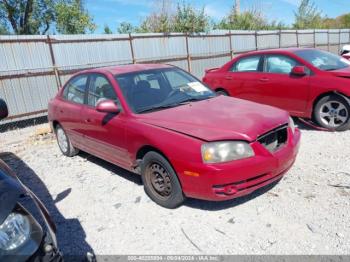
[203,48,350,131]
[48,64,300,208]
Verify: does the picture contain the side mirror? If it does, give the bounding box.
[0,99,8,121]
[291,66,307,76]
[96,100,120,114]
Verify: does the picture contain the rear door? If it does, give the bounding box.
[79,73,131,168]
[222,55,264,103]
[58,74,89,147]
[256,54,310,115]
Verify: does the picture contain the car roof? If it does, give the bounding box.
[239,47,314,56]
[78,63,174,76]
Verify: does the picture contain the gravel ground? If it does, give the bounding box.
[0,121,349,256]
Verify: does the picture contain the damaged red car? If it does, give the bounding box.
[48,64,300,208]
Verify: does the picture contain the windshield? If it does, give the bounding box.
[294,49,350,71]
[115,68,215,113]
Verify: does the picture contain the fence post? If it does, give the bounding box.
[255,31,258,50]
[185,33,192,73]
[278,29,282,48]
[229,30,233,60]
[47,35,62,89]
[327,29,330,51]
[129,33,136,64]
[296,30,299,47]
[338,29,341,53]
[313,29,316,48]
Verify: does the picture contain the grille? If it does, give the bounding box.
[258,124,288,152]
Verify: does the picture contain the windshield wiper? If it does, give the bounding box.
[137,104,180,113]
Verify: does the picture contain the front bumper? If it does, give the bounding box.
[177,128,301,201]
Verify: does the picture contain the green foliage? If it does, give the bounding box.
[0,0,56,34]
[293,0,324,29]
[117,22,136,34]
[104,24,112,34]
[0,0,95,35]
[134,1,210,33]
[55,0,96,34]
[215,5,286,31]
[173,3,210,33]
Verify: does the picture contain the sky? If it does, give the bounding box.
[85,0,350,33]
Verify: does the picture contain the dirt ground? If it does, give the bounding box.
[0,120,349,256]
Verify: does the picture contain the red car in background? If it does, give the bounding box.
[203,48,350,131]
[48,64,300,208]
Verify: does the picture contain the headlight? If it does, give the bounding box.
[0,213,31,251]
[201,141,255,163]
[289,117,296,134]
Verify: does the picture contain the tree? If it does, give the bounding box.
[0,0,56,34]
[104,24,112,34]
[173,2,210,33]
[293,0,324,29]
[117,22,136,34]
[0,0,95,35]
[216,5,273,30]
[55,0,96,34]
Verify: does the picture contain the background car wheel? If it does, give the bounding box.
[141,152,185,209]
[216,90,228,96]
[314,94,350,131]
[55,125,79,157]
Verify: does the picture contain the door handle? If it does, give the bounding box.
[225,76,233,80]
[259,78,269,82]
[85,119,92,123]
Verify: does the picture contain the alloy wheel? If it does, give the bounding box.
[319,101,349,128]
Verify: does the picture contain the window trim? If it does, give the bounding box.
[262,54,313,76]
[61,73,90,106]
[85,73,121,109]
[229,55,264,73]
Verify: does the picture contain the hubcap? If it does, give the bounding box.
[319,101,348,128]
[57,128,68,152]
[146,163,172,200]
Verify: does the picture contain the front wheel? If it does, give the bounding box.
[141,152,185,209]
[314,94,350,131]
[55,124,79,157]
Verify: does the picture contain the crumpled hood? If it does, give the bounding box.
[0,161,24,224]
[137,96,290,142]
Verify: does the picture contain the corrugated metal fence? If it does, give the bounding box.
[1,29,350,124]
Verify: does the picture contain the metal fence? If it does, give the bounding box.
[1,29,350,125]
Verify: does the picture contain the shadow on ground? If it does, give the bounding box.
[0,152,94,260]
[78,151,279,211]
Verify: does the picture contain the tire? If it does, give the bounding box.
[55,124,79,157]
[314,94,350,131]
[141,152,185,208]
[216,90,229,96]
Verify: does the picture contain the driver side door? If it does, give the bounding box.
[80,73,131,169]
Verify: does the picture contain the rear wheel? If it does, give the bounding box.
[314,94,350,131]
[216,89,228,96]
[141,152,185,209]
[55,124,79,157]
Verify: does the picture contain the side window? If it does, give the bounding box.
[62,75,88,104]
[231,56,261,72]
[87,75,118,107]
[265,55,299,74]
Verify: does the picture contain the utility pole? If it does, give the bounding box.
[235,0,240,15]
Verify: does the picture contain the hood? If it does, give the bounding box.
[137,96,289,142]
[0,160,24,224]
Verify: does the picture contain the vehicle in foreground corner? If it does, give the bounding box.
[203,48,350,131]
[0,99,62,261]
[48,64,301,208]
